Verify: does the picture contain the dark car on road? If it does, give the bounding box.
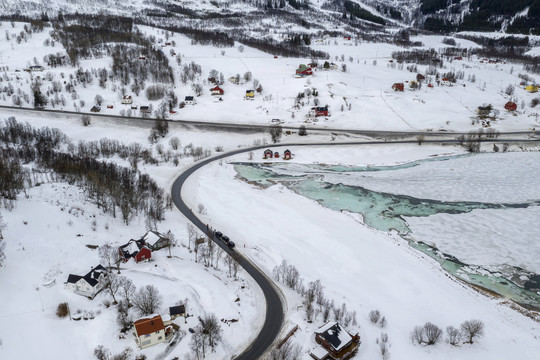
[214,231,223,239]
[222,235,230,243]
[227,241,235,249]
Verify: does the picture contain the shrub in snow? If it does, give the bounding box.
[56,302,69,318]
[369,310,381,324]
[410,325,424,344]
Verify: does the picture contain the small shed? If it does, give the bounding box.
[245,90,255,99]
[263,149,273,159]
[169,305,186,320]
[90,105,101,112]
[274,152,280,158]
[283,149,292,160]
[122,95,133,104]
[140,106,150,114]
[392,83,404,92]
[504,101,517,111]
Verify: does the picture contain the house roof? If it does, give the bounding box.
[310,346,329,360]
[66,264,107,287]
[119,240,146,259]
[169,305,186,316]
[211,86,223,91]
[134,315,165,337]
[83,265,107,287]
[142,230,164,246]
[66,274,82,284]
[315,322,352,351]
[185,96,194,101]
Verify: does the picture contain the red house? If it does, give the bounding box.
[274,151,280,158]
[263,149,273,159]
[119,239,152,263]
[504,101,517,111]
[283,149,292,160]
[310,106,329,117]
[392,83,404,92]
[210,85,224,96]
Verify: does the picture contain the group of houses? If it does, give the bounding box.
[309,322,360,360]
[65,231,169,298]
[309,106,329,117]
[263,149,292,160]
[476,102,519,117]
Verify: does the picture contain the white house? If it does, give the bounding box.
[184,96,196,105]
[64,265,108,299]
[121,95,133,104]
[133,314,174,349]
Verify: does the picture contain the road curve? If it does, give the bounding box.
[171,136,540,359]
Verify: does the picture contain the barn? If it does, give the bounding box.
[296,64,313,76]
[392,83,404,92]
[283,149,292,160]
[504,101,517,111]
[263,149,273,159]
[118,239,152,263]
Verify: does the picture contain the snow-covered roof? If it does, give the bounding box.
[142,230,163,246]
[315,322,352,351]
[310,346,329,360]
[161,313,171,322]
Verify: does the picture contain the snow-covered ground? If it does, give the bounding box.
[183,145,540,359]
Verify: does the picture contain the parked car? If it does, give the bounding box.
[214,231,223,239]
[221,236,230,243]
[227,241,235,249]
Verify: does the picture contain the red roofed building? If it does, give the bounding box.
[392,83,404,92]
[210,85,224,95]
[134,315,173,348]
[504,101,517,111]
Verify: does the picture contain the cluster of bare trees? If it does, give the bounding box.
[264,341,303,360]
[0,118,166,225]
[411,319,485,346]
[392,49,443,67]
[273,260,357,326]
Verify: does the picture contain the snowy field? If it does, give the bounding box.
[0,22,539,133]
[183,145,540,360]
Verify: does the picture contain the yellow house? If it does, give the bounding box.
[245,89,255,99]
[525,85,538,93]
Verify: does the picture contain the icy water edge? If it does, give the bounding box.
[232,157,540,311]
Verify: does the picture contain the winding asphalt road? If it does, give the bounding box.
[171,136,540,359]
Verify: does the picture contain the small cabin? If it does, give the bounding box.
[28,65,45,72]
[122,95,133,104]
[392,83,404,92]
[90,105,101,112]
[245,90,255,99]
[526,85,538,93]
[283,149,292,160]
[504,101,517,111]
[229,76,239,84]
[274,152,280,158]
[263,149,273,159]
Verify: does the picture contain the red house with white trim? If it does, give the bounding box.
[210,85,224,95]
[263,149,273,159]
[283,149,292,160]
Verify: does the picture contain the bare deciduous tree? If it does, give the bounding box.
[200,313,223,351]
[423,322,442,345]
[118,277,136,307]
[169,136,180,150]
[460,319,485,344]
[186,223,198,250]
[133,285,162,315]
[410,326,424,345]
[104,272,121,304]
[446,326,461,346]
[269,124,283,143]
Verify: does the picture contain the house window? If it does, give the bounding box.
[158,336,162,340]
[142,340,151,346]
[144,334,151,338]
